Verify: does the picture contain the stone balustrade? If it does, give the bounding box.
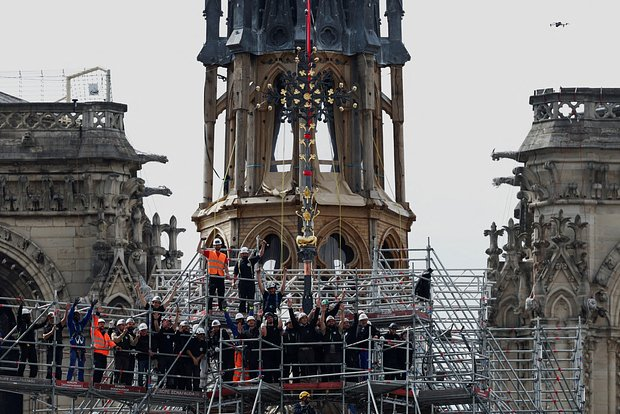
[530,87,620,122]
[0,102,126,131]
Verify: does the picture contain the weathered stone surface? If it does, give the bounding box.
[0,101,180,306]
[489,87,620,413]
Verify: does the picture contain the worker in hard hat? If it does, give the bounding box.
[294,391,316,414]
[15,296,47,377]
[233,239,266,313]
[197,237,230,311]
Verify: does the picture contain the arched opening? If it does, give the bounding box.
[319,233,355,271]
[106,295,132,313]
[270,74,295,173]
[0,252,46,300]
[262,234,290,271]
[379,232,405,270]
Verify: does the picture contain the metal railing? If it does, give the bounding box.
[0,246,585,414]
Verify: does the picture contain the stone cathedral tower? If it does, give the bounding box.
[490,88,620,413]
[0,97,182,308]
[194,0,414,272]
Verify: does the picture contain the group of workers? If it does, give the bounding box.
[1,237,409,393]
[196,238,409,385]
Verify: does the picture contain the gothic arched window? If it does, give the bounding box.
[262,234,290,271]
[319,233,355,270]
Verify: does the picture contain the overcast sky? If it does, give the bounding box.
[1,1,616,270]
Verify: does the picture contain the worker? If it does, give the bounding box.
[319,301,345,381]
[233,239,266,313]
[294,391,316,414]
[383,323,405,380]
[66,298,96,382]
[42,303,70,380]
[260,312,282,383]
[356,313,379,375]
[112,319,135,385]
[287,298,320,380]
[208,319,234,382]
[132,323,154,387]
[15,297,48,377]
[198,238,230,311]
[257,267,287,314]
[92,312,116,383]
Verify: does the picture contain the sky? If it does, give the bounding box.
[1,1,616,270]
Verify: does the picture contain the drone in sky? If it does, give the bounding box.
[550,22,569,27]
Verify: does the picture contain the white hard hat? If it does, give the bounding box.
[240,246,249,254]
[21,308,31,315]
[116,319,126,326]
[359,313,369,321]
[213,238,222,246]
[298,312,307,319]
[126,318,135,324]
[138,323,148,331]
[180,321,189,327]
[326,315,335,322]
[235,313,244,320]
[196,327,206,334]
[47,311,55,317]
[211,320,221,327]
[98,318,106,324]
[247,315,255,322]
[152,296,162,302]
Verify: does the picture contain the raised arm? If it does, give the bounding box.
[67,301,77,334]
[172,305,180,330]
[287,298,300,330]
[16,297,24,331]
[224,311,239,337]
[318,303,327,335]
[256,267,265,294]
[338,303,345,333]
[135,283,147,307]
[308,299,320,327]
[60,302,70,327]
[196,237,206,254]
[162,284,178,308]
[258,239,267,257]
[83,298,97,327]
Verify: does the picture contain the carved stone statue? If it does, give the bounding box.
[142,186,172,198]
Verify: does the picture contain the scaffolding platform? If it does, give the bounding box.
[0,246,584,413]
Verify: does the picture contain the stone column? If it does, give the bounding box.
[246,109,256,194]
[233,54,250,196]
[203,66,218,204]
[391,65,406,203]
[358,54,376,196]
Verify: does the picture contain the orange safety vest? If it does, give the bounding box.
[203,250,227,276]
[92,315,115,356]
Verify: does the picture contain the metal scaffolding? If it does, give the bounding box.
[0,245,584,413]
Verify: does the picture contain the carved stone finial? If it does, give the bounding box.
[484,222,504,257]
[162,216,186,269]
[550,209,571,245]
